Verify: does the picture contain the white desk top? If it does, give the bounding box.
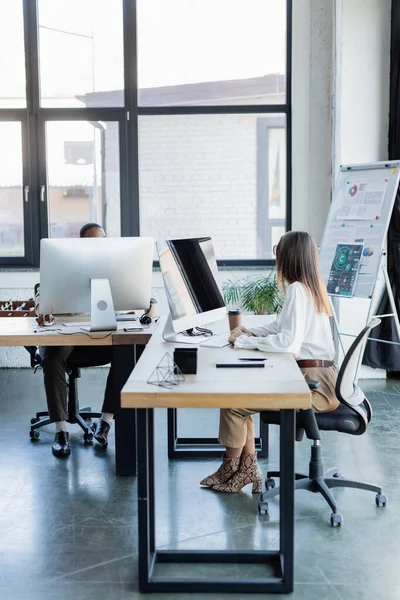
[121,316,312,410]
[0,316,157,346]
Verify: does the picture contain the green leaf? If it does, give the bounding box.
[222,272,282,315]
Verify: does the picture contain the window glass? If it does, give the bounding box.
[137,0,286,106]
[45,121,121,237]
[139,114,286,259]
[0,0,26,108]
[38,0,124,107]
[0,122,24,256]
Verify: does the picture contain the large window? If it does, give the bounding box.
[0,0,291,267]
[139,114,287,260]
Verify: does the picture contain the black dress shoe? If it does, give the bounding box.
[91,419,111,447]
[52,431,70,457]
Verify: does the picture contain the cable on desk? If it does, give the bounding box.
[32,328,114,340]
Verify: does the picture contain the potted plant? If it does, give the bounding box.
[222,271,283,315]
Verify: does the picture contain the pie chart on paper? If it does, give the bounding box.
[348,184,358,197]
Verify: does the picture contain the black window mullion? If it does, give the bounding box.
[24,0,41,266]
[124,0,139,237]
[39,108,127,121]
[137,104,289,117]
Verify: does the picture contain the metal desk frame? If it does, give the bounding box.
[137,408,295,593]
[167,408,269,459]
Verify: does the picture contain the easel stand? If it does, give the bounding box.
[330,249,400,379]
[366,250,400,342]
[320,160,400,374]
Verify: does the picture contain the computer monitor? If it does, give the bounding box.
[157,237,226,342]
[39,237,154,331]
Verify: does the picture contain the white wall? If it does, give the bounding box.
[339,0,391,165]
[336,0,391,378]
[292,0,334,243]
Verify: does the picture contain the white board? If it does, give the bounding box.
[320,161,400,299]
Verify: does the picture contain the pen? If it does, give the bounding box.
[238,357,267,361]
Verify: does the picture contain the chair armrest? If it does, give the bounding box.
[306,379,320,390]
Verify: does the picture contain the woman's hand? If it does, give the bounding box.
[228,326,254,345]
[36,313,55,327]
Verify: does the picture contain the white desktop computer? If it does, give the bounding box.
[157,237,226,343]
[39,237,154,331]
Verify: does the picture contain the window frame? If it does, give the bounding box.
[132,0,292,267]
[0,0,292,269]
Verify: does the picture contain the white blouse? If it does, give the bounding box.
[234,281,335,360]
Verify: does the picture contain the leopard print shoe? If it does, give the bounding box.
[212,452,262,493]
[200,454,240,487]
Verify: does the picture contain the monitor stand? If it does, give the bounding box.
[90,278,117,332]
[162,313,209,344]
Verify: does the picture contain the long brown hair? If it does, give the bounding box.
[275,231,331,315]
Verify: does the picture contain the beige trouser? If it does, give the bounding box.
[218,366,338,448]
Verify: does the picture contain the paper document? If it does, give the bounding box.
[336,179,387,221]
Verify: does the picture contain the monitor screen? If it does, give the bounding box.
[39,237,154,317]
[157,237,225,336]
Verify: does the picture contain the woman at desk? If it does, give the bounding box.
[200,231,339,493]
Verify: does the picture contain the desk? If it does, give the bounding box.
[167,315,274,460]
[121,322,311,594]
[0,316,157,476]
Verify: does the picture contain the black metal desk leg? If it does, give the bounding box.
[167,408,177,458]
[137,408,155,591]
[258,419,269,459]
[167,408,269,459]
[148,407,156,553]
[279,409,295,592]
[114,345,144,476]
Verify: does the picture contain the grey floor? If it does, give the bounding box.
[0,369,399,600]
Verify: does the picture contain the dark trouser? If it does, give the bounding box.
[39,345,118,423]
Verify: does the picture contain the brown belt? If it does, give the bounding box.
[296,359,334,368]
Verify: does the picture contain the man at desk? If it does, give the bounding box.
[35,223,126,457]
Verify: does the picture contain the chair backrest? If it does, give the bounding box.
[336,318,381,407]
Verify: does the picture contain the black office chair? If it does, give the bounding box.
[27,346,104,444]
[258,318,387,526]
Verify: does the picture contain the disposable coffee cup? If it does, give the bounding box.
[228,309,242,330]
[147,298,158,319]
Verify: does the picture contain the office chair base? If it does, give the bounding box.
[259,458,387,526]
[29,407,102,443]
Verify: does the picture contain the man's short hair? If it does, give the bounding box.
[79,222,105,238]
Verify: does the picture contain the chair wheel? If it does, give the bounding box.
[258,502,269,515]
[30,430,40,440]
[376,493,387,507]
[84,432,93,445]
[330,513,343,527]
[30,417,39,425]
[265,477,276,491]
